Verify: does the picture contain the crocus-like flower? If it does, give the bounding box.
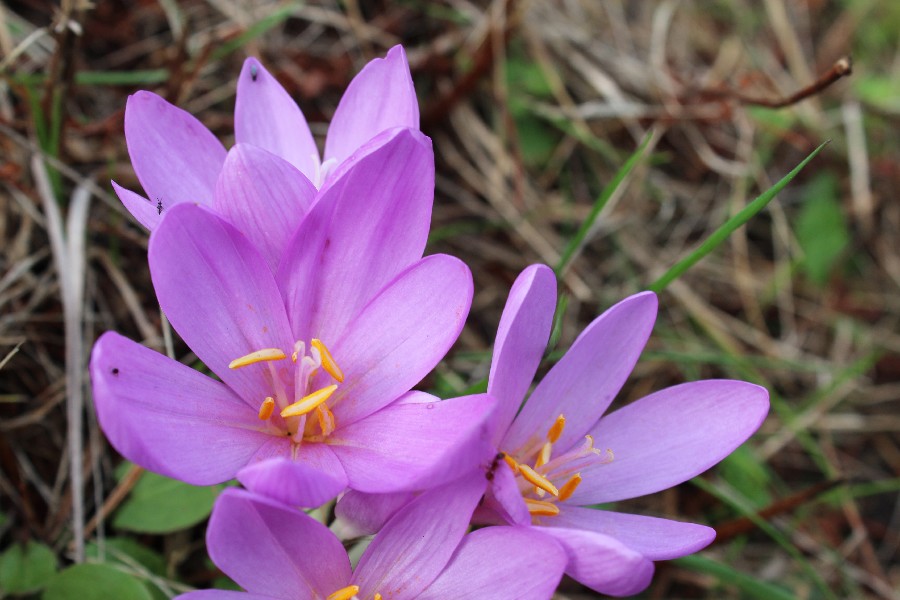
[176,478,566,600]
[90,173,495,504]
[467,264,769,596]
[113,46,418,251]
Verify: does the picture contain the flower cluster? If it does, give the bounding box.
[91,46,769,599]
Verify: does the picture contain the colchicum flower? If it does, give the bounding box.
[176,478,566,600]
[113,45,418,268]
[472,264,770,596]
[90,188,495,505]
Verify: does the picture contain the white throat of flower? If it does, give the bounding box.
[228,338,344,444]
[311,154,339,189]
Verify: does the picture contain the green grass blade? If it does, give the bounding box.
[210,4,301,61]
[554,131,654,276]
[649,141,829,293]
[675,555,796,600]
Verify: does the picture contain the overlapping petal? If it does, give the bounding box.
[278,128,435,343]
[148,204,293,404]
[124,91,226,211]
[213,144,317,271]
[352,476,485,599]
[324,45,418,166]
[415,527,566,600]
[90,332,271,485]
[503,292,658,454]
[205,489,349,599]
[236,456,348,509]
[112,181,161,230]
[234,58,319,180]
[537,527,654,597]
[326,255,472,426]
[330,392,495,493]
[551,506,715,561]
[487,264,557,443]
[569,380,770,504]
[333,489,415,537]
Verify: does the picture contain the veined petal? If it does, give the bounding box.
[414,527,566,600]
[330,392,495,493]
[333,490,415,538]
[90,332,270,485]
[503,292,658,455]
[213,144,317,271]
[327,255,472,425]
[571,380,769,504]
[235,58,319,180]
[352,475,486,599]
[324,45,418,166]
[112,181,161,230]
[278,128,434,343]
[538,527,654,597]
[125,91,225,209]
[206,489,348,599]
[488,264,557,444]
[551,505,715,561]
[237,455,348,509]
[149,204,294,405]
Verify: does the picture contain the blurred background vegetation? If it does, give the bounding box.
[1,0,898,598]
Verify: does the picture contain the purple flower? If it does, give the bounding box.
[113,46,419,264]
[471,264,770,596]
[89,188,495,505]
[175,478,565,600]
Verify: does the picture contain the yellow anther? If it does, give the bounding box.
[518,464,559,497]
[258,397,275,420]
[374,594,382,600]
[316,403,336,436]
[281,384,338,418]
[503,453,520,473]
[525,498,560,517]
[228,348,286,369]
[547,414,565,443]
[326,585,359,600]
[535,442,552,468]
[558,473,582,502]
[312,338,344,383]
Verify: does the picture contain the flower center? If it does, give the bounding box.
[501,414,613,521]
[326,585,382,600]
[229,338,344,444]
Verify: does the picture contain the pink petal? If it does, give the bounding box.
[213,144,317,271]
[125,91,225,209]
[206,489,348,598]
[177,592,278,600]
[235,58,319,180]
[503,292,658,456]
[538,527,655,597]
[352,475,486,598]
[488,264,557,444]
[476,459,531,526]
[324,45,418,166]
[571,380,770,504]
[415,527,566,600]
[552,505,715,560]
[327,255,472,426]
[90,332,271,485]
[112,181,160,230]
[236,455,348,508]
[331,392,495,494]
[148,204,294,405]
[333,490,415,537]
[277,128,434,344]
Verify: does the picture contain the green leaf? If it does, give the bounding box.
[0,541,57,595]
[675,555,796,600]
[649,142,829,293]
[717,446,773,508]
[85,538,169,600]
[113,471,221,534]
[42,564,152,600]
[796,173,850,286]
